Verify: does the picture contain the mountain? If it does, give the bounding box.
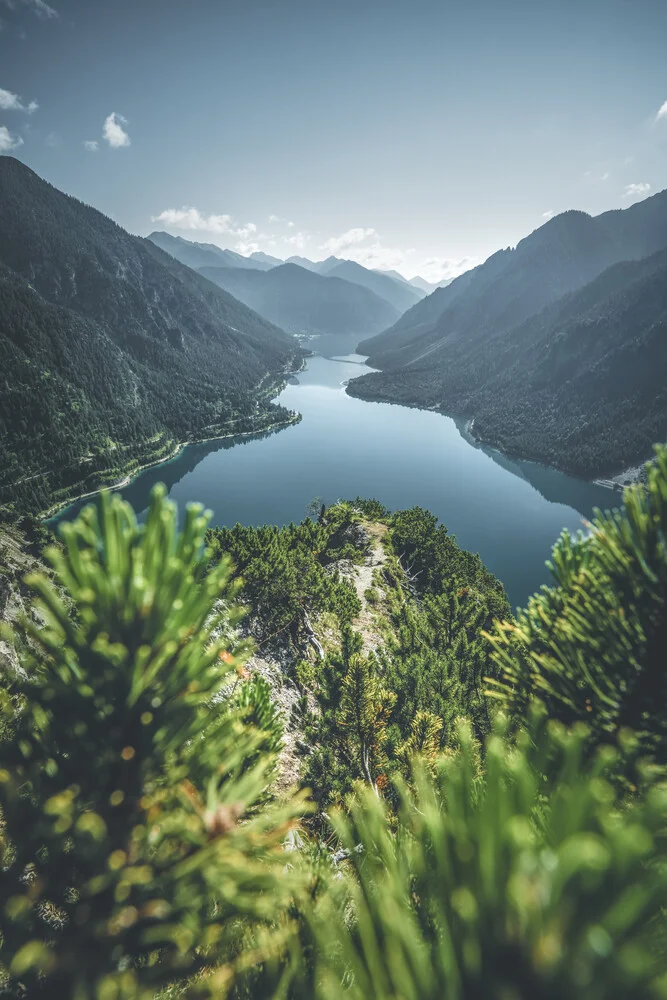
[358,266,480,361]
[285,255,323,272]
[0,158,298,513]
[374,268,415,286]
[409,275,454,294]
[310,255,343,275]
[460,246,667,476]
[197,262,399,337]
[282,257,428,311]
[147,231,274,271]
[359,198,667,367]
[316,259,422,314]
[350,194,667,476]
[249,250,284,267]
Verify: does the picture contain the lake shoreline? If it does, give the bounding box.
[45,348,616,609]
[344,378,644,493]
[43,412,302,522]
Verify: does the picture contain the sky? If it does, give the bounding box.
[1,0,667,282]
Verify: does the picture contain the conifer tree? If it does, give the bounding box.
[337,653,396,791]
[290,715,667,1000]
[488,446,667,762]
[0,487,308,999]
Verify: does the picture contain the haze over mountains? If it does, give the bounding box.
[351,192,667,475]
[0,158,297,512]
[147,231,277,272]
[149,233,427,307]
[148,230,424,336]
[198,262,399,337]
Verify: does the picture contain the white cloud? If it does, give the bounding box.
[656,100,667,122]
[235,240,261,255]
[600,171,610,181]
[236,222,257,240]
[152,206,259,254]
[416,256,478,284]
[268,215,296,228]
[83,139,99,152]
[319,226,413,271]
[321,227,378,255]
[285,231,308,250]
[542,210,555,221]
[622,182,651,201]
[1,0,58,17]
[0,87,38,113]
[103,111,130,148]
[153,207,233,233]
[0,124,23,151]
[45,130,61,147]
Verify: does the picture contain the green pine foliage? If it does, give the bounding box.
[3,452,667,998]
[488,445,667,764]
[291,714,667,1000]
[205,505,364,642]
[0,487,309,998]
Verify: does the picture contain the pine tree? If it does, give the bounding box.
[0,486,309,999]
[289,714,667,1000]
[396,710,443,770]
[337,653,396,791]
[488,445,667,764]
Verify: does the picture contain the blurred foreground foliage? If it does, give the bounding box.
[2,449,667,998]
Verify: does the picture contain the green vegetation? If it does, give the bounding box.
[489,445,667,765]
[352,200,667,477]
[206,503,366,642]
[0,489,309,998]
[2,453,667,998]
[0,158,299,515]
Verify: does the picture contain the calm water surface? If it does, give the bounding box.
[52,335,616,608]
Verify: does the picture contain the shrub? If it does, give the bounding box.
[0,487,309,999]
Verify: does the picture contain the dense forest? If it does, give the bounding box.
[2,448,667,998]
[350,195,667,476]
[206,499,508,808]
[0,159,301,515]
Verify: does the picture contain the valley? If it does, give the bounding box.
[51,334,613,608]
[4,4,667,995]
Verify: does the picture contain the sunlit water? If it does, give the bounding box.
[51,334,616,608]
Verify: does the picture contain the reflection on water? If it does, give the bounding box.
[50,333,618,608]
[48,426,286,528]
[452,417,618,519]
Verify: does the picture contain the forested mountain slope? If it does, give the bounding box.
[360,193,667,367]
[351,192,667,476]
[0,158,298,513]
[197,261,400,336]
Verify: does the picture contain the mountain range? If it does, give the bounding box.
[3,153,666,506]
[350,192,667,476]
[0,158,298,513]
[149,233,427,316]
[197,262,399,337]
[147,231,277,271]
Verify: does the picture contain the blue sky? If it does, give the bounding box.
[2,0,667,280]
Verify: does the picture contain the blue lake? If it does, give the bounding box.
[51,334,616,608]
